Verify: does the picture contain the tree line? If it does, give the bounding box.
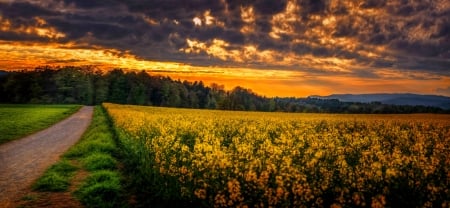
[0,66,447,113]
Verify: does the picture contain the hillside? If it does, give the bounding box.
[310,94,450,109]
[0,70,8,76]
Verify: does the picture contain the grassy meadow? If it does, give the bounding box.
[104,103,450,207]
[0,104,81,144]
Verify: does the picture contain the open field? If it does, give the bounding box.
[104,103,450,207]
[0,104,81,144]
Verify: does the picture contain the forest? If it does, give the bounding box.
[0,66,447,113]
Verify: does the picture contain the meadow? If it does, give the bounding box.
[104,103,450,207]
[0,104,81,144]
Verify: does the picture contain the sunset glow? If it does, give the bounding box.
[0,0,449,97]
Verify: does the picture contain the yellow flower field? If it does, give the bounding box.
[103,103,450,207]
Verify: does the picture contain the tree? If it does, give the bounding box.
[108,69,129,104]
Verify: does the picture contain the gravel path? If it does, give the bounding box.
[0,106,93,207]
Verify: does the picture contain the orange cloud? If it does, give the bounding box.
[269,0,299,39]
[0,41,190,71]
[0,40,448,97]
[240,6,256,34]
[179,37,364,73]
[0,16,65,39]
[192,10,225,27]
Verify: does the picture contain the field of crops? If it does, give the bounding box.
[104,103,450,207]
[0,104,81,144]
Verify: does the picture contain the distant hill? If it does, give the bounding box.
[310,93,450,109]
[0,70,8,76]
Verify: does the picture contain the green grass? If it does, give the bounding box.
[81,152,117,171]
[64,132,116,159]
[74,170,122,207]
[30,106,125,208]
[32,160,78,192]
[64,139,116,158]
[0,104,81,144]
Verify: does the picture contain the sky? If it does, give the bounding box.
[0,0,449,97]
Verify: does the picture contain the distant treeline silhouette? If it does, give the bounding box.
[0,66,447,113]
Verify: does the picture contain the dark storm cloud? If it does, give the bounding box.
[361,0,386,9]
[0,0,448,74]
[0,2,63,41]
[126,0,224,19]
[299,0,327,14]
[46,16,134,40]
[0,1,59,18]
[63,0,119,9]
[370,60,394,69]
[0,30,49,42]
[0,1,57,32]
[253,0,287,15]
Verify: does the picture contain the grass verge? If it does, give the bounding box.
[32,160,78,192]
[0,104,81,144]
[74,170,122,207]
[24,106,126,208]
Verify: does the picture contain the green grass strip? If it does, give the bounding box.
[81,152,117,171]
[32,160,78,192]
[74,170,122,207]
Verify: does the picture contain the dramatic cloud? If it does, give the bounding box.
[0,0,449,96]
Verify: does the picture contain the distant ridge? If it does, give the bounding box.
[0,70,8,76]
[310,93,450,109]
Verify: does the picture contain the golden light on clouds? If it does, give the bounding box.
[0,41,188,71]
[203,10,215,26]
[192,17,202,26]
[0,40,297,80]
[180,37,364,74]
[0,0,448,97]
[321,16,336,26]
[1,39,445,97]
[269,0,299,39]
[191,10,224,27]
[240,6,255,23]
[143,16,159,25]
[240,6,255,34]
[0,16,65,39]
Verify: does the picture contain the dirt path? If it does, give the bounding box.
[0,106,93,207]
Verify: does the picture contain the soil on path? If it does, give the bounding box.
[0,106,93,208]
